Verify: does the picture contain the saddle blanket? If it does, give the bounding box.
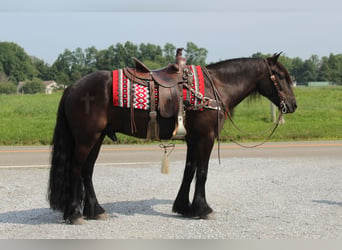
[112,65,205,110]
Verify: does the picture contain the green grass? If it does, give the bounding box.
[0,93,61,145]
[222,86,342,142]
[0,86,341,145]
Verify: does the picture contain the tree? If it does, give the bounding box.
[95,45,116,70]
[123,41,139,66]
[185,42,207,66]
[84,46,98,74]
[320,53,342,84]
[32,57,56,81]
[55,72,70,87]
[0,81,16,94]
[139,43,163,62]
[52,49,75,86]
[298,57,319,83]
[278,54,293,73]
[163,43,176,63]
[251,52,271,59]
[290,57,304,83]
[22,78,45,94]
[0,42,36,83]
[113,43,129,68]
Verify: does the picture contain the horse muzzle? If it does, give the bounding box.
[281,99,297,114]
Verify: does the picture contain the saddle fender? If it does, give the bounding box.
[158,84,180,118]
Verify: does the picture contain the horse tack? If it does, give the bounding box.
[123,58,186,88]
[123,63,220,140]
[264,58,288,114]
[123,50,194,140]
[49,53,297,224]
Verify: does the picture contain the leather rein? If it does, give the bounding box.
[201,59,287,150]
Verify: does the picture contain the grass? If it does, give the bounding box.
[0,86,341,145]
[0,93,60,145]
[222,86,342,142]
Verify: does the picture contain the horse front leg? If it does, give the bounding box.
[190,138,215,219]
[173,136,215,219]
[172,146,196,216]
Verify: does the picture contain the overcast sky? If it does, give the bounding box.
[1,0,341,65]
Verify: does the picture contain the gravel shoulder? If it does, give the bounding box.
[1,142,342,239]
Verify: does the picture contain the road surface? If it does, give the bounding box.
[1,141,341,168]
[0,141,341,239]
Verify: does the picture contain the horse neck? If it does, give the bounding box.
[207,58,263,109]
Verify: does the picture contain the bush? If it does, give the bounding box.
[22,78,45,94]
[0,81,16,94]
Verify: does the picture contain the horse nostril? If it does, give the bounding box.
[293,100,297,109]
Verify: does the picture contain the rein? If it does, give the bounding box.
[264,59,288,114]
[202,61,285,150]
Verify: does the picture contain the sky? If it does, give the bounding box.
[0,0,342,65]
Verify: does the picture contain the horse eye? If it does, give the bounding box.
[276,72,285,80]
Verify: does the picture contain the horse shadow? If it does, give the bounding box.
[102,198,175,218]
[0,198,182,225]
[312,200,342,207]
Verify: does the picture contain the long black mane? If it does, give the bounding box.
[207,56,292,90]
[206,58,265,87]
[207,57,260,71]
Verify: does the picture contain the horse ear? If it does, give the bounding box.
[268,52,283,64]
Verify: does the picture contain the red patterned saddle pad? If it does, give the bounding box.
[112,65,204,110]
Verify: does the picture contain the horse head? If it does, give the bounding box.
[258,53,297,114]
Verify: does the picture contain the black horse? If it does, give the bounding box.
[48,53,297,224]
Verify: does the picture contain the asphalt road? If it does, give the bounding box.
[1,141,341,168]
[0,141,342,239]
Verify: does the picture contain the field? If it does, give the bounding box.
[223,86,342,142]
[0,86,341,145]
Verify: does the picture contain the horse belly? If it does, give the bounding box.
[107,108,176,140]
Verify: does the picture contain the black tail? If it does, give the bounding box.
[48,88,74,212]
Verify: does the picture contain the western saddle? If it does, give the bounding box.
[123,48,192,140]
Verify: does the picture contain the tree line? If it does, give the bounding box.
[0,41,341,94]
[252,52,342,85]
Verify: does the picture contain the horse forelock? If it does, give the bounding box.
[275,60,293,86]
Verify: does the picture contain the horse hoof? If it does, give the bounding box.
[70,217,86,225]
[95,213,110,220]
[202,212,216,220]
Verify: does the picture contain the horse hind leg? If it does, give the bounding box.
[64,134,105,225]
[82,132,109,221]
[61,143,89,224]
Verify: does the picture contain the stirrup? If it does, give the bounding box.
[171,115,186,140]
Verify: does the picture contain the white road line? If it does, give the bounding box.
[0,161,159,169]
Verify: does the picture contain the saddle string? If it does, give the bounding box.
[159,143,175,174]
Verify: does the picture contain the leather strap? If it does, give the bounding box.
[149,80,156,115]
[146,80,159,140]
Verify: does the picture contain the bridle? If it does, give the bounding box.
[264,59,288,114]
[201,59,288,152]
